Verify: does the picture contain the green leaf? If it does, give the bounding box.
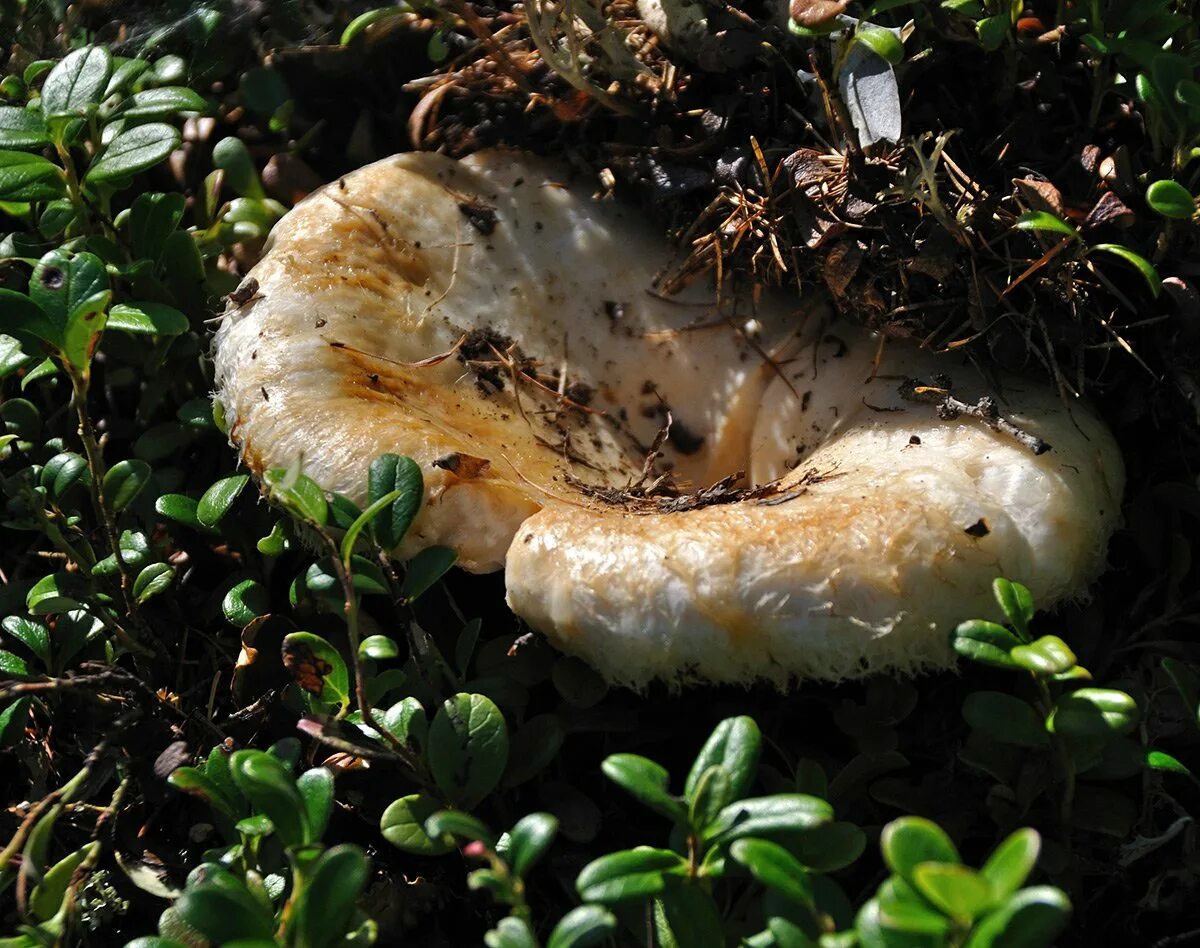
[369,453,424,549]
[282,631,350,711]
[979,829,1040,900]
[341,7,409,44]
[175,882,276,944]
[953,620,1021,669]
[428,693,509,810]
[129,192,186,261]
[30,842,98,921]
[0,697,31,746]
[1013,210,1077,238]
[0,288,60,352]
[855,24,904,64]
[40,452,91,502]
[880,816,960,889]
[792,820,867,873]
[655,875,725,948]
[689,765,734,833]
[155,493,202,529]
[401,545,457,601]
[230,749,309,848]
[340,488,402,565]
[103,459,152,512]
[1089,244,1161,296]
[913,863,994,922]
[962,886,1071,948]
[1009,635,1076,676]
[265,468,328,526]
[381,697,428,752]
[602,754,687,823]
[29,249,110,368]
[107,302,189,336]
[730,837,814,907]
[0,150,65,202]
[685,714,761,804]
[0,650,30,677]
[546,905,618,948]
[485,916,539,948]
[963,691,1048,747]
[1048,688,1139,739]
[575,847,687,903]
[2,616,51,665]
[1146,749,1193,778]
[197,474,250,527]
[222,579,269,626]
[425,809,497,848]
[120,87,207,120]
[0,107,50,149]
[296,767,334,840]
[506,812,558,877]
[212,136,264,199]
[133,562,175,602]
[40,47,113,118]
[168,767,240,818]
[359,634,399,660]
[1145,179,1195,219]
[876,876,952,936]
[703,794,833,847]
[87,123,181,183]
[977,15,1009,51]
[27,571,87,614]
[991,578,1033,636]
[380,793,454,855]
[290,844,369,948]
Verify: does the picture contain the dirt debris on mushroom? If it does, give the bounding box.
[213,150,1124,687]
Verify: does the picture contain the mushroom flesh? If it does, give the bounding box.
[213,150,1124,686]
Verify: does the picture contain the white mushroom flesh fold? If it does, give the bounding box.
[213,149,1124,686]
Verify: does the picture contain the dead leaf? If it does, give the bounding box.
[1085,190,1135,229]
[1014,177,1065,216]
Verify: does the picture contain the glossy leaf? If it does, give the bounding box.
[880,817,960,889]
[575,847,686,903]
[0,150,64,201]
[992,578,1034,636]
[962,886,1071,948]
[30,842,98,921]
[156,493,202,529]
[175,882,275,943]
[913,863,994,921]
[2,616,51,665]
[954,620,1021,669]
[1048,688,1139,740]
[980,828,1040,900]
[685,714,762,805]
[0,106,49,149]
[507,812,559,877]
[546,905,618,948]
[602,754,687,823]
[369,453,424,549]
[230,750,309,848]
[222,579,269,626]
[103,459,152,512]
[1013,210,1078,238]
[87,123,181,183]
[485,916,539,948]
[425,809,497,848]
[703,794,833,847]
[428,693,509,809]
[107,302,189,336]
[197,474,249,527]
[855,24,904,64]
[730,837,814,906]
[289,844,369,948]
[380,793,454,855]
[401,545,457,601]
[1010,635,1076,676]
[40,47,113,118]
[339,488,402,565]
[134,562,175,602]
[120,87,207,120]
[265,468,328,526]
[1089,244,1161,296]
[129,192,186,261]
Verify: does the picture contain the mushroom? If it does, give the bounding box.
[213,150,1124,687]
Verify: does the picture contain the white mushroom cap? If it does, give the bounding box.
[213,149,1124,686]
